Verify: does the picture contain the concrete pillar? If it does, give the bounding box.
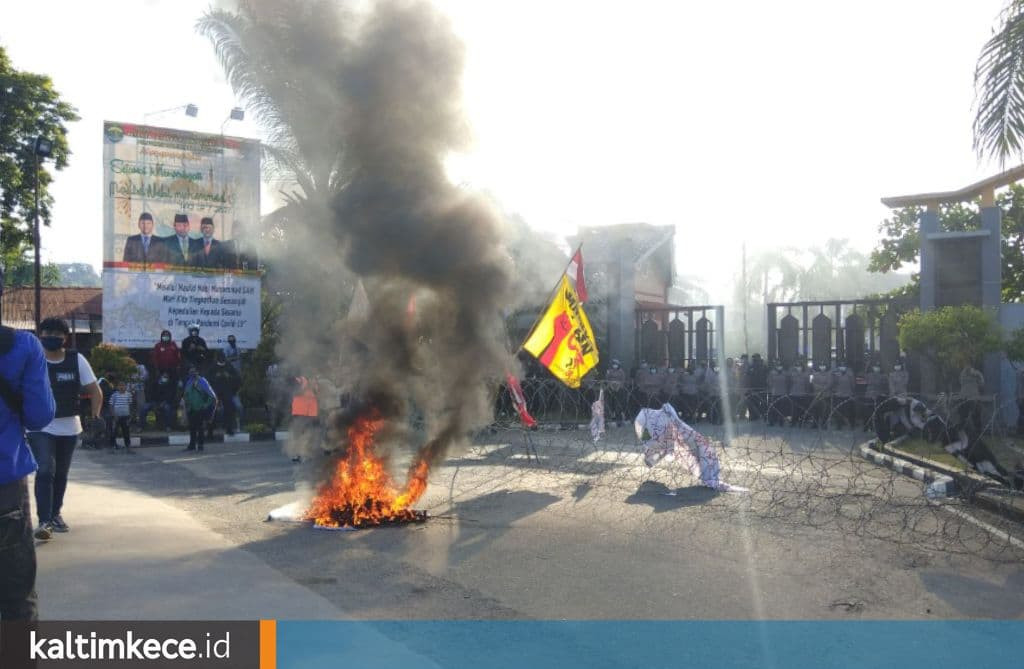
[980,205,1002,308]
[918,207,940,394]
[612,240,636,371]
[919,206,939,312]
[980,204,1003,414]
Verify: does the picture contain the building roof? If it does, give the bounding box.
[568,223,675,265]
[0,287,102,331]
[881,164,1024,208]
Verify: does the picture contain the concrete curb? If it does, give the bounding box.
[857,442,957,498]
[95,431,287,447]
[873,441,1024,524]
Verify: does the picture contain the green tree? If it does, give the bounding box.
[974,0,1024,164]
[55,262,100,287]
[1006,326,1024,368]
[898,306,1004,392]
[869,184,1024,302]
[2,255,60,287]
[89,343,139,383]
[0,45,78,265]
[239,287,283,408]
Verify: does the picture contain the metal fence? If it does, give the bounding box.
[635,305,725,368]
[766,299,915,372]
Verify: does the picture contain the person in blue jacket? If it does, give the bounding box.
[0,325,56,621]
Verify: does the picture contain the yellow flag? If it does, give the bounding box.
[523,276,599,388]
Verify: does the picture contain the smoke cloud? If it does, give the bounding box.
[263,1,514,473]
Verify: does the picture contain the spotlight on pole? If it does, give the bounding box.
[229,107,245,121]
[34,136,53,158]
[185,103,199,118]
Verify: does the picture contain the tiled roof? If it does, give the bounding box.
[0,287,102,331]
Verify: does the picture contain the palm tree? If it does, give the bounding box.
[196,0,352,224]
[974,0,1024,164]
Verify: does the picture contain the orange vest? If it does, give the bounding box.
[291,377,319,417]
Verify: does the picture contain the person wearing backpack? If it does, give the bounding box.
[182,366,217,452]
[26,318,103,541]
[0,325,55,621]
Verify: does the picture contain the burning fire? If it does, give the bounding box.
[306,410,430,528]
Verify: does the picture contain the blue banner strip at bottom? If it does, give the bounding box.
[277,620,1022,669]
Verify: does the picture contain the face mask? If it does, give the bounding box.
[650,368,656,374]
[161,336,170,343]
[667,368,674,373]
[839,367,847,372]
[611,364,619,369]
[873,367,880,372]
[217,361,226,367]
[894,365,902,371]
[40,336,63,351]
[776,366,783,372]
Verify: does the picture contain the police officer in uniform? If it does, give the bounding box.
[863,362,888,431]
[747,353,769,422]
[704,361,722,425]
[888,361,909,398]
[639,363,663,409]
[605,360,627,424]
[787,361,811,427]
[736,354,750,420]
[662,364,682,411]
[633,362,651,416]
[958,363,985,433]
[832,361,856,430]
[724,357,739,422]
[809,362,833,429]
[680,362,699,423]
[767,361,790,426]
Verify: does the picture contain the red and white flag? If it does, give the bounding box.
[566,247,588,302]
[505,372,537,429]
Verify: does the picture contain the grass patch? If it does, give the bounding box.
[892,438,965,470]
[981,436,1024,471]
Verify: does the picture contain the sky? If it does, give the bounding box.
[1,0,1013,300]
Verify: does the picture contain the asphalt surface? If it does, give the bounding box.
[36,422,1024,619]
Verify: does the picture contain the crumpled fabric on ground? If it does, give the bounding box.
[634,404,748,493]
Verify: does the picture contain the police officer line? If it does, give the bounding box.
[493,378,1018,433]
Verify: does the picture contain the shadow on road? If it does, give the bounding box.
[625,481,719,512]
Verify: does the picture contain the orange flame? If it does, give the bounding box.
[305,410,429,528]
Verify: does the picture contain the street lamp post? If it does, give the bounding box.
[33,136,53,330]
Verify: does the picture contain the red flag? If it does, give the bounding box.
[505,372,537,428]
[566,248,588,302]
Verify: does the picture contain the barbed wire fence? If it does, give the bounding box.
[420,380,1024,563]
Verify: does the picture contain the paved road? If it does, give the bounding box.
[35,423,1024,620]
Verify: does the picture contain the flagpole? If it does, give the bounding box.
[517,242,584,351]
